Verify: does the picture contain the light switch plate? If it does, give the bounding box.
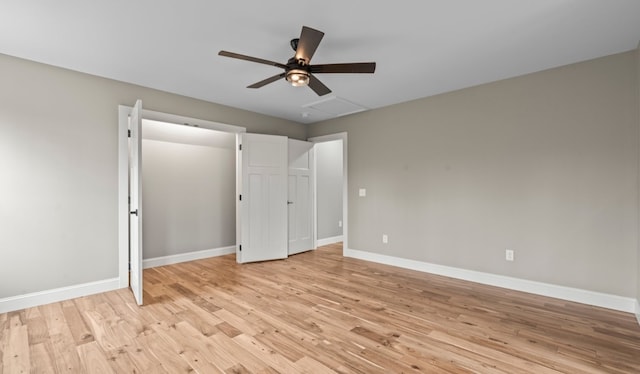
[359,188,366,197]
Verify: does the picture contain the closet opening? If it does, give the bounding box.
[140,119,237,268]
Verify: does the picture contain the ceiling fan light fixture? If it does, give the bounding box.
[286,69,309,87]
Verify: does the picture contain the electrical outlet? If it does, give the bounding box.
[505,249,514,262]
[338,220,342,227]
[382,234,388,244]
[359,188,367,197]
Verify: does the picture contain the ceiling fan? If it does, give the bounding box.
[218,26,376,96]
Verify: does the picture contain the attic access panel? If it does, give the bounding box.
[303,96,367,117]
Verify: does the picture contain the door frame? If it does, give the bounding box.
[117,106,245,288]
[308,132,348,254]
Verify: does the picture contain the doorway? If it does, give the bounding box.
[117,104,246,302]
[313,138,344,246]
[141,119,237,266]
[118,103,348,301]
[309,132,348,254]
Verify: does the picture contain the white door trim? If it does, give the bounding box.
[308,132,348,255]
[118,106,130,288]
[117,106,245,288]
[128,100,143,305]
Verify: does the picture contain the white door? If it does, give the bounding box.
[288,139,315,255]
[237,133,288,263]
[129,100,143,305]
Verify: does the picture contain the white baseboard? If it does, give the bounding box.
[344,248,636,314]
[317,235,344,247]
[636,300,640,326]
[0,246,236,314]
[143,246,235,269]
[0,278,120,314]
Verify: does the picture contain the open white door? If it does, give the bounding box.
[237,133,288,263]
[129,100,143,305]
[288,139,315,255]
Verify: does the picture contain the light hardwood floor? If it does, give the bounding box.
[1,243,640,373]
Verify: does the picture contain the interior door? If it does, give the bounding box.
[237,133,288,263]
[288,139,315,255]
[129,100,143,305]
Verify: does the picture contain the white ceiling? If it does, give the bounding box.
[1,1,639,124]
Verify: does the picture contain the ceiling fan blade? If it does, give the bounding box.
[295,26,324,64]
[310,62,376,74]
[247,72,286,88]
[218,50,287,69]
[308,74,332,96]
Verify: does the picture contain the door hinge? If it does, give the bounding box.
[239,194,242,201]
[128,129,131,137]
[238,144,242,151]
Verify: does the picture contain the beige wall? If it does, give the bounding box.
[309,51,639,297]
[316,140,344,239]
[637,42,640,306]
[142,139,236,259]
[0,53,304,298]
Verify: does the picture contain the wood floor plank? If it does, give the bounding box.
[76,341,115,374]
[153,322,224,374]
[40,303,84,373]
[293,356,338,374]
[1,243,639,373]
[25,314,51,347]
[170,321,231,372]
[61,300,95,346]
[0,311,6,369]
[28,342,58,374]
[143,326,194,373]
[232,333,303,374]
[208,332,274,372]
[128,334,170,373]
[2,323,30,374]
[82,307,128,352]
